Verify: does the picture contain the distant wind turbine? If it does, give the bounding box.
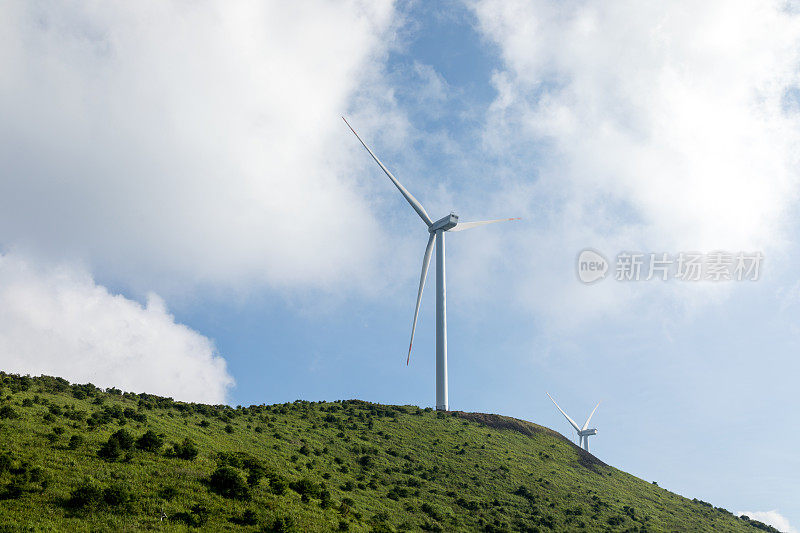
[547,392,600,452]
[344,117,519,411]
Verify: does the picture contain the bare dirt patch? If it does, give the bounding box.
[453,411,606,468]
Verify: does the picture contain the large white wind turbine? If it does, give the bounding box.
[547,392,601,452]
[344,117,519,411]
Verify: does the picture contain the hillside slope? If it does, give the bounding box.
[0,372,777,532]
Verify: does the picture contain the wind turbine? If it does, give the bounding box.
[546,392,601,452]
[343,117,519,411]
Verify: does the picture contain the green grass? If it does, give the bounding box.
[0,372,778,532]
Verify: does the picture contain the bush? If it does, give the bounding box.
[68,435,84,450]
[224,424,234,434]
[111,429,134,449]
[230,508,258,526]
[135,430,163,452]
[2,479,25,499]
[174,502,210,527]
[103,483,132,506]
[0,454,11,473]
[421,502,443,521]
[67,479,103,509]
[98,438,121,460]
[269,476,287,495]
[158,486,179,501]
[168,438,199,460]
[319,487,332,508]
[123,407,147,423]
[270,513,295,533]
[289,477,319,502]
[0,405,17,419]
[208,466,250,500]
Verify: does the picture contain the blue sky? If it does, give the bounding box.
[1,1,799,530]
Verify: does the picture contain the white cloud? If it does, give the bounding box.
[0,253,233,403]
[0,1,397,294]
[737,510,797,533]
[469,0,800,322]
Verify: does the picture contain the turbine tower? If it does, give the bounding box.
[546,392,601,452]
[344,117,518,411]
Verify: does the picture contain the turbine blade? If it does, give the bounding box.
[342,117,433,226]
[407,233,436,365]
[581,402,601,431]
[546,392,581,432]
[448,217,521,232]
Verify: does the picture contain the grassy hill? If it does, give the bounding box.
[0,371,778,532]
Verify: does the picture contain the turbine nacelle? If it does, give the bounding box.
[429,213,459,233]
[578,428,597,437]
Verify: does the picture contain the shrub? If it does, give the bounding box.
[208,466,250,500]
[67,479,103,509]
[135,430,163,452]
[158,486,179,501]
[224,424,234,434]
[230,508,258,526]
[2,478,25,499]
[269,476,287,495]
[270,513,295,533]
[319,487,332,508]
[174,502,210,527]
[289,477,319,502]
[168,438,198,460]
[123,407,147,423]
[97,438,121,460]
[607,516,624,526]
[421,502,443,521]
[68,435,84,450]
[246,464,265,487]
[0,454,11,473]
[110,429,134,450]
[0,405,17,419]
[103,483,132,506]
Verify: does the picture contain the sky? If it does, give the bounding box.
[1,0,799,529]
